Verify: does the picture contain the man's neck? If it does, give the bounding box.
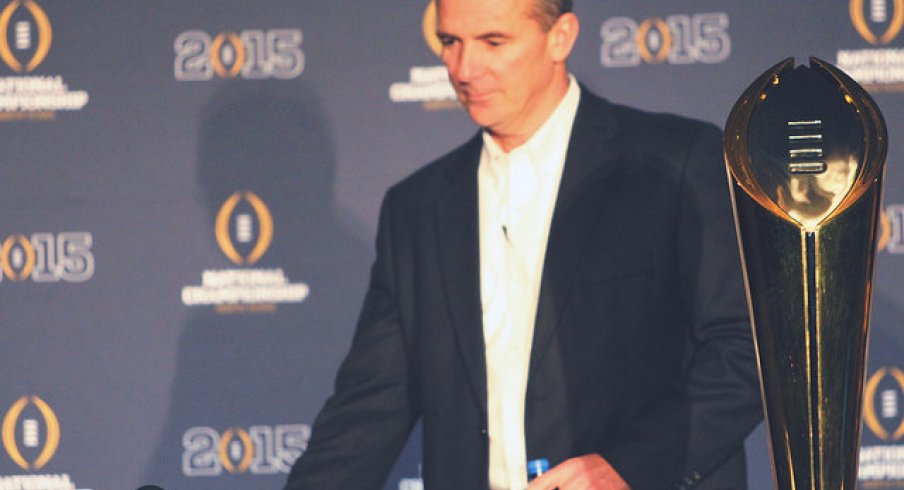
[488,72,571,153]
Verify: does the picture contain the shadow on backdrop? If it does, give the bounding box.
[142,80,385,489]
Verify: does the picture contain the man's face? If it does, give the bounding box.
[436,0,559,138]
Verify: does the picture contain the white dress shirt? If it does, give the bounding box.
[478,76,581,490]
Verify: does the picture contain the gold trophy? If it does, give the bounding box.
[724,58,887,489]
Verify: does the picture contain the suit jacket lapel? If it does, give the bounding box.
[431,90,622,411]
[528,89,621,379]
[434,134,488,414]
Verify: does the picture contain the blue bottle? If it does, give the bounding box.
[527,458,549,482]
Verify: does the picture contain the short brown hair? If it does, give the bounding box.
[433,0,573,32]
[532,0,573,31]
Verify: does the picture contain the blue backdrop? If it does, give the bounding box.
[1,2,903,489]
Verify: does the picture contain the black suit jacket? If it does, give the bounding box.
[285,87,762,490]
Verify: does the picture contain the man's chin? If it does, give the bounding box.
[463,107,496,129]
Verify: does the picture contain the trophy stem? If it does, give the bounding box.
[805,231,820,488]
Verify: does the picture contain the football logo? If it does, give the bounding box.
[210,32,245,78]
[635,18,672,64]
[1,396,60,470]
[422,1,442,57]
[850,0,904,45]
[0,235,35,280]
[215,191,274,266]
[863,367,904,441]
[0,0,51,73]
[218,428,254,473]
[878,209,892,252]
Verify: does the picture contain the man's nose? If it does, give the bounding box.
[450,43,483,82]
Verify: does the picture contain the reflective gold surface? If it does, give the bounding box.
[725,57,887,489]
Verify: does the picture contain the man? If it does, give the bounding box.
[285,0,762,489]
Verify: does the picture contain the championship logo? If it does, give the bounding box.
[877,205,904,254]
[388,1,458,110]
[421,0,441,57]
[0,232,94,284]
[1,235,35,281]
[851,0,904,45]
[218,428,254,474]
[838,0,904,92]
[215,191,274,266]
[174,28,304,81]
[0,0,88,121]
[181,191,310,314]
[859,366,904,486]
[1,396,59,470]
[0,396,92,490]
[182,424,308,477]
[864,367,904,442]
[600,12,731,67]
[879,209,893,252]
[0,0,50,73]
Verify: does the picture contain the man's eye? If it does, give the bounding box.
[486,39,504,47]
[438,37,455,47]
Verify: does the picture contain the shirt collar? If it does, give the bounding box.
[481,75,581,180]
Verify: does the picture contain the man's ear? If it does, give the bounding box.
[548,12,579,63]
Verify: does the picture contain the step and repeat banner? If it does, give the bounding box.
[1,1,904,489]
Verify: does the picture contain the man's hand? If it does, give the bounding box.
[526,454,631,490]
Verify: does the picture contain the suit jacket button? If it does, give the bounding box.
[479,428,488,436]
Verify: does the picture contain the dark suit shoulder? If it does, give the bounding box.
[579,88,721,161]
[384,132,481,208]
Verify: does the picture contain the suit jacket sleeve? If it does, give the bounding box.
[602,123,762,489]
[284,188,419,490]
